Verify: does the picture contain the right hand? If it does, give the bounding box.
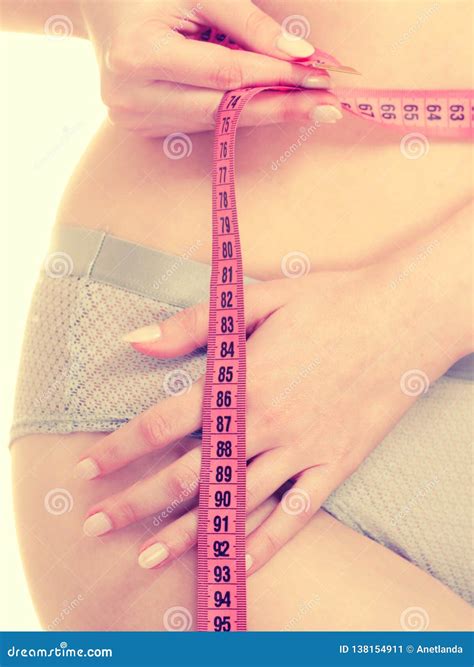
[80,0,340,137]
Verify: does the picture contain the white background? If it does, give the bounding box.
[1,31,104,630]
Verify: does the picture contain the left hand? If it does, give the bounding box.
[80,0,336,137]
[74,260,457,573]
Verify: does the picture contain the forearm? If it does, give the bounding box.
[373,197,473,379]
[0,0,86,37]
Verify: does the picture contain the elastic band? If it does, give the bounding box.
[47,226,255,309]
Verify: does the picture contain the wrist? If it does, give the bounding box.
[366,200,473,368]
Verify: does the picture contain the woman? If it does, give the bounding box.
[4,0,473,630]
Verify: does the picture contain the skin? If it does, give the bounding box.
[75,202,473,572]
[11,434,474,630]
[4,0,474,630]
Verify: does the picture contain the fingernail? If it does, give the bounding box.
[302,74,331,89]
[311,105,343,124]
[122,324,162,343]
[245,553,253,571]
[276,33,315,59]
[74,457,100,480]
[83,512,113,537]
[138,543,170,569]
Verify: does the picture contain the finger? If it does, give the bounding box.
[82,447,201,537]
[136,449,294,567]
[138,507,198,568]
[74,379,204,479]
[245,466,337,574]
[202,0,315,60]
[122,279,294,357]
[108,84,339,136]
[108,28,328,91]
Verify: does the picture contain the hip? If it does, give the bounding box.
[10,225,473,604]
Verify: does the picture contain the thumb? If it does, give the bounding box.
[201,0,315,60]
[122,280,288,358]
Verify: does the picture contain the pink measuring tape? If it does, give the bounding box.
[195,27,474,632]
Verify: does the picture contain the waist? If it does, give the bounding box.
[56,121,472,279]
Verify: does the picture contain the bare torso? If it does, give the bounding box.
[56,0,473,276]
[11,0,473,631]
